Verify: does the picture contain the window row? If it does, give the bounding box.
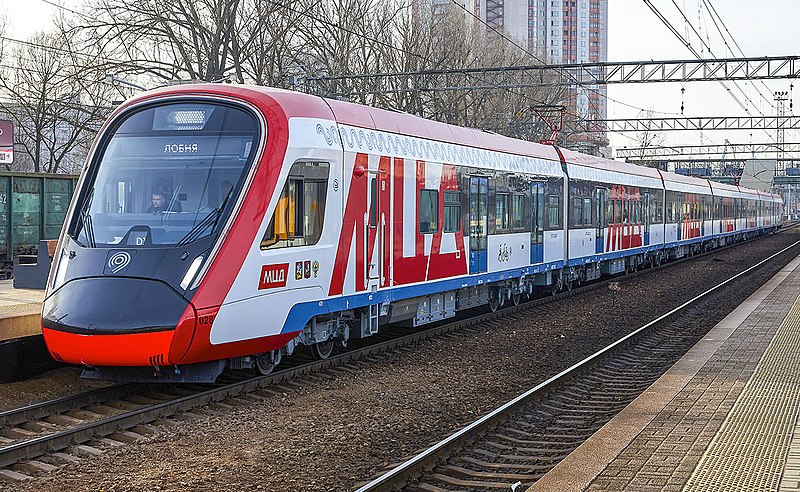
[260,165,781,253]
[420,188,560,234]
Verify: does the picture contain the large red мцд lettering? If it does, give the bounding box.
[329,154,467,296]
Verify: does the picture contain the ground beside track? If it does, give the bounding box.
[0,368,108,413]
[8,231,800,492]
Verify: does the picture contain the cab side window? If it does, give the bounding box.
[261,162,329,249]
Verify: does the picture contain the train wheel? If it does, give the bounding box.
[512,293,521,306]
[255,350,281,376]
[312,339,335,360]
[488,290,501,312]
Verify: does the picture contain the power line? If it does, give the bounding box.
[272,0,604,142]
[700,0,776,111]
[36,0,86,18]
[450,0,681,118]
[669,0,768,116]
[649,0,748,114]
[642,0,780,150]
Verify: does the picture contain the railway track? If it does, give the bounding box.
[354,238,800,492]
[0,229,794,480]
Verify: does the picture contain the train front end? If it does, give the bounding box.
[41,92,267,382]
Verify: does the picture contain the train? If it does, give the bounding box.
[0,172,77,278]
[40,84,783,382]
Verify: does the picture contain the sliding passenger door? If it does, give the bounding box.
[643,191,650,246]
[531,181,545,264]
[366,174,381,292]
[594,187,605,254]
[469,177,488,274]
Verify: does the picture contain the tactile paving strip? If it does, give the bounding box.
[685,294,800,491]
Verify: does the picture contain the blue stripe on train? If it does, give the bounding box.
[281,259,565,334]
[281,225,776,334]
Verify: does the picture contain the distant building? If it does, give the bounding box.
[415,0,609,154]
[476,0,608,122]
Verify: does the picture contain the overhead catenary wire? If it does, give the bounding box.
[450,0,683,118]
[267,0,615,141]
[644,0,747,114]
[701,0,776,111]
[667,0,765,116]
[643,0,780,151]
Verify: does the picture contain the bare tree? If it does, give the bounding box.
[0,30,114,173]
[630,108,667,167]
[75,0,244,83]
[60,0,566,144]
[235,1,304,87]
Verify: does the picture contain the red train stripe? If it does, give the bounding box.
[42,327,175,367]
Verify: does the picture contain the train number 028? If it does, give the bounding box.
[198,315,215,325]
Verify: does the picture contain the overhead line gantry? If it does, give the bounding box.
[305,55,800,97]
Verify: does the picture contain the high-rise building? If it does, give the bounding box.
[415,0,609,154]
[477,0,608,122]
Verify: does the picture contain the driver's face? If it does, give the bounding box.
[152,195,164,207]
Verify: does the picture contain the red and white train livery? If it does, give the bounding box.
[41,85,783,381]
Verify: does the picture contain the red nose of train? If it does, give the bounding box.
[41,277,196,367]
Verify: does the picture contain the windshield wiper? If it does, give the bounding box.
[77,189,96,247]
[176,193,232,247]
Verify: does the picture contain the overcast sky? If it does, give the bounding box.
[1,0,797,156]
[607,0,797,155]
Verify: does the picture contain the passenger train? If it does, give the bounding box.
[41,85,783,382]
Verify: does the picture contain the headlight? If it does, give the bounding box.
[180,255,204,290]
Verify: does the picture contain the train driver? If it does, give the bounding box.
[147,192,182,213]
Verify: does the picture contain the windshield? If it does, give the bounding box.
[74,101,260,247]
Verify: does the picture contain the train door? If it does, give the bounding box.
[643,192,650,245]
[594,187,605,254]
[531,181,545,263]
[469,176,488,273]
[366,174,381,291]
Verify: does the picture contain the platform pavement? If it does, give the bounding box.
[531,253,800,492]
[0,280,44,342]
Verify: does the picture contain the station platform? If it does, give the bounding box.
[532,253,800,492]
[0,280,44,342]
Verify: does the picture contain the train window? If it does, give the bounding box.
[651,199,663,224]
[368,177,377,228]
[419,189,438,234]
[605,198,614,225]
[443,190,460,233]
[634,200,642,224]
[583,197,592,226]
[496,193,509,231]
[571,197,583,227]
[261,162,329,249]
[548,195,560,228]
[512,194,525,230]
